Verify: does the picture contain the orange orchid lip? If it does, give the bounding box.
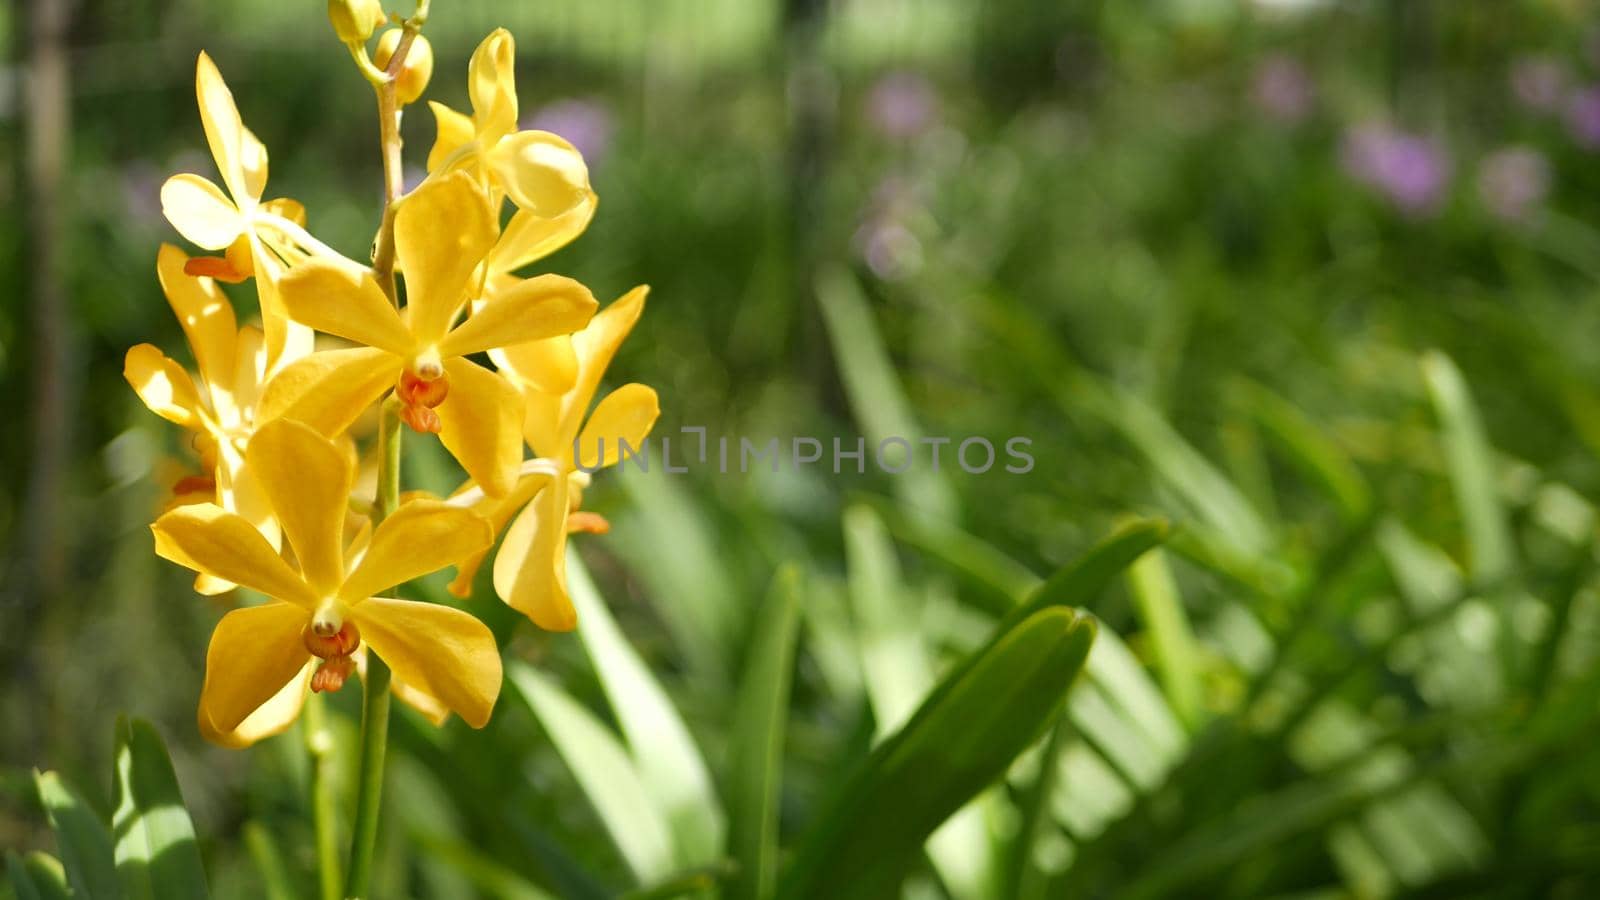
[183,255,250,283]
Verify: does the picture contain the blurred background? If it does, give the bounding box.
[8,0,1600,896]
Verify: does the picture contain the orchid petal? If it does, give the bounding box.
[279,260,413,355]
[436,357,523,497]
[439,274,597,358]
[257,346,400,438]
[246,419,352,596]
[152,504,317,607]
[198,602,311,738]
[339,499,492,602]
[353,597,502,728]
[394,172,497,346]
[161,174,243,250]
[125,344,204,429]
[493,476,575,631]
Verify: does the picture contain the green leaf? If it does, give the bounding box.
[1229,380,1372,522]
[618,862,736,900]
[1420,351,1514,582]
[34,770,121,900]
[1124,547,1204,729]
[726,566,803,900]
[1421,351,1520,683]
[1093,387,1271,555]
[857,493,1042,614]
[413,832,559,900]
[566,553,724,867]
[241,823,297,900]
[816,266,958,522]
[615,466,741,681]
[6,852,69,900]
[843,505,999,898]
[1016,519,1169,627]
[778,608,1097,900]
[507,663,676,884]
[844,504,934,737]
[110,717,209,900]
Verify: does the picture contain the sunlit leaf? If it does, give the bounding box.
[779,608,1097,900]
[34,770,121,900]
[6,851,69,900]
[1420,351,1514,583]
[508,663,676,884]
[1124,547,1204,729]
[567,553,725,867]
[110,717,209,900]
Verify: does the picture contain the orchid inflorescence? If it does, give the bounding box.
[126,5,659,749]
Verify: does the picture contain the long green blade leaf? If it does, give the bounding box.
[1229,380,1372,522]
[35,770,121,900]
[816,266,958,522]
[508,663,676,884]
[1124,548,1204,729]
[567,553,724,867]
[726,566,803,900]
[778,609,1097,900]
[1094,388,1271,555]
[7,851,69,900]
[1421,351,1513,582]
[111,718,209,900]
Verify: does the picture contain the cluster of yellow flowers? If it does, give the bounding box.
[125,26,658,747]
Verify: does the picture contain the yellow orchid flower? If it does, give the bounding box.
[126,244,281,593]
[159,52,344,368]
[428,29,600,392]
[151,418,502,747]
[446,286,658,631]
[258,171,598,497]
[427,28,595,224]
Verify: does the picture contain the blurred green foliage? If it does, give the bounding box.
[9,0,1600,896]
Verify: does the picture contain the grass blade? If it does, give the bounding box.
[1420,351,1514,583]
[1124,548,1204,729]
[1229,380,1372,522]
[242,823,296,900]
[726,566,803,900]
[817,266,958,522]
[508,664,677,885]
[567,554,725,867]
[1093,387,1271,556]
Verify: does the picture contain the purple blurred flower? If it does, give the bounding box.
[1510,56,1569,113]
[854,220,924,281]
[1252,54,1315,123]
[1341,123,1452,217]
[865,71,938,140]
[1566,86,1600,149]
[1476,146,1550,223]
[853,176,926,280]
[524,98,614,164]
[120,161,165,228]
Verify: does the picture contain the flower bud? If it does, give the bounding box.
[375,30,434,106]
[329,0,385,44]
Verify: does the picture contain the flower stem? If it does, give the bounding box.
[369,27,418,305]
[343,20,415,884]
[305,694,342,900]
[343,400,401,899]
